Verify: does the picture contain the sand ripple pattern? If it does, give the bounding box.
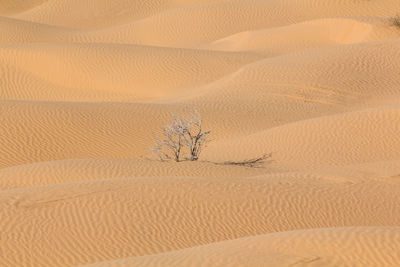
[1,0,400,266]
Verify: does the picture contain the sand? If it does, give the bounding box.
[1,0,400,266]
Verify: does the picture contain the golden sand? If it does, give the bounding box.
[1,0,400,266]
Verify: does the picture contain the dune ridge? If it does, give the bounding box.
[0,42,262,101]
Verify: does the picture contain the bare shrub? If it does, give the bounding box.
[151,110,212,162]
[151,115,186,162]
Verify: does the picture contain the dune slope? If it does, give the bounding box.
[88,227,400,267]
[2,175,400,266]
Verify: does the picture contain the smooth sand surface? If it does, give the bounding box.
[1,0,400,266]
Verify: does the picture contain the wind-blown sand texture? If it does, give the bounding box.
[1,0,400,266]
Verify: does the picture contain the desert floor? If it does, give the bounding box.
[1,0,400,266]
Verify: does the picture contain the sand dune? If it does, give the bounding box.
[167,38,400,135]
[0,101,167,167]
[205,105,400,170]
[89,227,400,267]
[2,175,400,266]
[3,0,398,46]
[2,100,399,170]
[10,0,235,29]
[203,18,400,55]
[189,38,400,104]
[0,101,277,168]
[70,0,399,47]
[3,15,397,49]
[1,0,400,266]
[0,43,262,101]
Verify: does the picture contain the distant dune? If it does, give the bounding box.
[1,0,400,266]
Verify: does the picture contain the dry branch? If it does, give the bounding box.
[219,153,272,168]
